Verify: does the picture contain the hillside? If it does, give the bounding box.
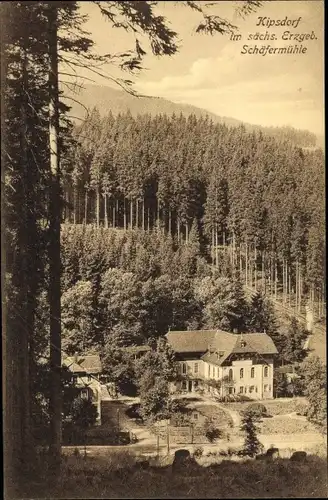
[62,83,319,148]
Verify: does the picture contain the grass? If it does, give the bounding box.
[191,404,233,428]
[259,415,315,435]
[13,450,328,499]
[224,397,308,417]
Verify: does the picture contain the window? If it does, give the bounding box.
[182,380,187,391]
[217,367,219,379]
[268,385,271,391]
[264,384,268,392]
[212,366,215,378]
[88,375,92,382]
[240,386,244,394]
[240,368,244,379]
[182,363,187,374]
[251,367,255,378]
[193,413,199,420]
[194,363,199,374]
[244,387,247,393]
[208,365,210,377]
[229,387,233,395]
[228,369,233,381]
[255,387,258,392]
[264,366,269,377]
[249,386,254,393]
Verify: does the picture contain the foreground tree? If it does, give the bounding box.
[240,409,263,457]
[3,0,263,486]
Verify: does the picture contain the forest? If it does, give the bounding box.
[59,223,310,369]
[2,1,326,496]
[60,110,325,317]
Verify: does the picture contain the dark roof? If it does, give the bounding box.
[236,333,278,356]
[62,355,102,374]
[124,345,151,354]
[167,330,278,365]
[165,330,217,353]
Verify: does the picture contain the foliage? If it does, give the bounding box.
[69,398,98,429]
[273,371,290,398]
[61,280,95,354]
[101,342,138,397]
[240,410,263,457]
[300,356,327,429]
[281,318,309,364]
[136,339,180,422]
[193,447,204,458]
[244,402,267,418]
[203,419,222,443]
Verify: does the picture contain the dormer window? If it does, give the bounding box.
[240,340,246,348]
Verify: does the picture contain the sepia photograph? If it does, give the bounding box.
[1,0,326,498]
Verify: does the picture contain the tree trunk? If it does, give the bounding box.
[84,190,88,225]
[104,195,108,228]
[177,218,180,244]
[288,263,291,307]
[142,198,145,231]
[48,5,62,471]
[295,260,298,313]
[249,243,252,288]
[215,224,218,267]
[254,244,257,291]
[262,251,266,295]
[130,197,133,230]
[274,258,278,300]
[73,188,77,224]
[123,198,127,230]
[245,242,248,286]
[96,188,100,227]
[168,207,171,235]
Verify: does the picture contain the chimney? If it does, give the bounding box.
[74,352,79,364]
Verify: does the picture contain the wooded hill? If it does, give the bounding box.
[63,84,319,148]
[61,110,325,317]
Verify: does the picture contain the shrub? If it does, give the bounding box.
[193,447,204,458]
[203,419,222,443]
[245,402,267,418]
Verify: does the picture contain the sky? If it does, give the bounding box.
[74,1,324,135]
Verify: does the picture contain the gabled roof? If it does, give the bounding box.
[165,330,217,353]
[167,330,278,365]
[62,354,102,374]
[236,333,278,356]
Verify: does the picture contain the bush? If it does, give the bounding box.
[245,402,267,418]
[125,403,143,422]
[203,419,222,443]
[193,447,204,458]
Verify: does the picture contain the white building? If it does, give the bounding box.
[166,330,278,400]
